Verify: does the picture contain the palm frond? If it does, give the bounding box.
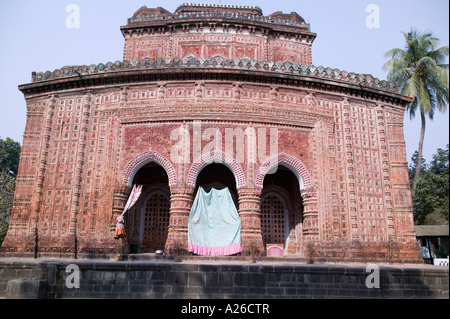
[417,56,438,71]
[384,28,449,124]
[404,72,421,98]
[418,80,432,116]
[384,48,406,60]
[406,97,419,120]
[427,46,449,65]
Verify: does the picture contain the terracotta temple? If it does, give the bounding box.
[1,3,422,263]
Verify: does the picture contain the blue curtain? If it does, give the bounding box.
[188,187,242,256]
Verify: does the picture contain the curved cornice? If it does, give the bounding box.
[19,56,411,105]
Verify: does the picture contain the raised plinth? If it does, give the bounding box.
[1,258,448,299]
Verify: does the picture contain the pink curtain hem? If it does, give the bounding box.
[188,242,242,256]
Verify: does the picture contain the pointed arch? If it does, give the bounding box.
[186,149,246,189]
[120,150,177,187]
[255,152,312,192]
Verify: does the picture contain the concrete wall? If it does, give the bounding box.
[1,258,448,299]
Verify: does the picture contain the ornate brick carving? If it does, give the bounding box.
[255,152,312,191]
[186,149,246,189]
[120,150,177,187]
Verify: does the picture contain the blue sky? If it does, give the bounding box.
[0,0,448,163]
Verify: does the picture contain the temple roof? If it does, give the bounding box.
[131,6,172,19]
[269,11,305,25]
[124,3,310,31]
[175,3,263,16]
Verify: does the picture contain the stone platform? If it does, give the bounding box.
[0,256,448,299]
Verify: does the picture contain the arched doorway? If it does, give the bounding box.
[126,162,171,253]
[193,163,238,209]
[187,162,243,256]
[260,165,303,254]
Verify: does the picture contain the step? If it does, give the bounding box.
[123,253,308,263]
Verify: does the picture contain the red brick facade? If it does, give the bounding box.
[1,4,422,263]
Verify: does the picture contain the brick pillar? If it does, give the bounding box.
[302,188,319,242]
[30,94,57,257]
[68,91,92,258]
[165,186,194,254]
[238,187,264,255]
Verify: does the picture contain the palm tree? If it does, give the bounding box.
[384,29,449,198]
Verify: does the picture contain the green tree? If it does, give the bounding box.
[0,137,21,245]
[0,137,21,175]
[411,144,449,225]
[384,29,449,198]
[409,150,426,188]
[0,170,16,245]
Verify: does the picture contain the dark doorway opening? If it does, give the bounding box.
[127,162,170,253]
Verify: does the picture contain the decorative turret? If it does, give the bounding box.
[121,3,316,65]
